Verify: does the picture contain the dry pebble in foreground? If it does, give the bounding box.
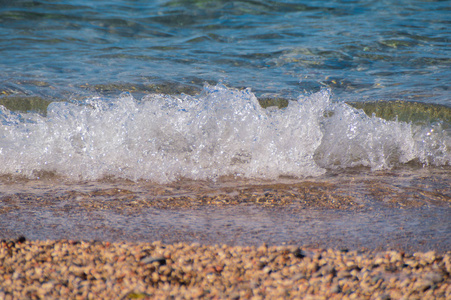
[0,238,450,299]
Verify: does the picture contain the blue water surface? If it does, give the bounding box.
[1,0,450,104]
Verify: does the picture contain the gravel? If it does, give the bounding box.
[1,237,449,299]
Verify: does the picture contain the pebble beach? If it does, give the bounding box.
[1,237,450,299]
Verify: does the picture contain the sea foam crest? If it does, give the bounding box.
[0,84,449,182]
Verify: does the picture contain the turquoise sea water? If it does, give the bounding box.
[1,0,450,102]
[0,0,450,181]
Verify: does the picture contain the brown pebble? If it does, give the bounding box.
[0,240,449,299]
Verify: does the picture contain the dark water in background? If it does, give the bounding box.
[1,0,450,103]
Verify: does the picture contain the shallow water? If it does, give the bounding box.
[0,167,450,252]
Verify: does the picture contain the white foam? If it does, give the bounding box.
[0,84,449,182]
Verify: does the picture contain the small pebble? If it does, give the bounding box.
[0,239,449,299]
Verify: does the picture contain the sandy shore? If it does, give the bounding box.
[1,237,450,299]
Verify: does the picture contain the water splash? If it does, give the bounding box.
[0,84,449,182]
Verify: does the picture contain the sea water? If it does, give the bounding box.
[0,0,451,182]
[0,85,450,182]
[2,1,451,249]
[0,0,450,182]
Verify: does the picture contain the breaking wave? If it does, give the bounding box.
[0,84,449,182]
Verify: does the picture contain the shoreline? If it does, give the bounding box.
[1,238,450,299]
[1,168,450,298]
[2,203,450,254]
[1,168,450,253]
[1,167,450,253]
